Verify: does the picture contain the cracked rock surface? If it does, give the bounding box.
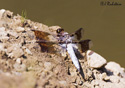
[0,9,124,88]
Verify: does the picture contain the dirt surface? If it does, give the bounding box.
[0,9,124,88]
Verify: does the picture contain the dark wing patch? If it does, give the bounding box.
[79,39,93,52]
[32,30,55,53]
[75,28,83,40]
[31,30,50,40]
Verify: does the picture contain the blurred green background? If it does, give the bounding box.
[0,0,125,67]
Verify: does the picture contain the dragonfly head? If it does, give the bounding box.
[56,28,64,34]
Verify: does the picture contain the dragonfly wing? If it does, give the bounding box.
[31,30,50,40]
[75,28,84,40]
[32,30,57,52]
[67,44,80,72]
[79,39,93,52]
[70,28,84,41]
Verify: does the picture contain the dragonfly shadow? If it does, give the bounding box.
[73,47,84,59]
[73,47,86,80]
[79,65,85,80]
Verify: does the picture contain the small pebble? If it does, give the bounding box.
[16,27,25,32]
[44,62,52,71]
[25,48,32,55]
[0,43,5,51]
[0,9,5,19]
[13,63,26,71]
[16,58,22,64]
[59,81,67,85]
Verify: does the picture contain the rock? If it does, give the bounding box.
[0,9,5,19]
[7,44,24,58]
[25,48,32,55]
[16,27,25,32]
[86,50,107,68]
[38,62,43,67]
[105,61,125,76]
[0,70,3,73]
[11,71,22,76]
[69,67,77,77]
[120,78,125,85]
[44,62,52,71]
[12,15,22,26]
[16,58,22,64]
[91,80,100,87]
[109,76,120,83]
[0,27,5,31]
[59,80,67,85]
[7,30,18,38]
[0,43,5,51]
[0,27,9,40]
[5,72,11,76]
[8,48,24,58]
[94,86,101,88]
[101,73,110,81]
[13,63,26,71]
[27,66,34,71]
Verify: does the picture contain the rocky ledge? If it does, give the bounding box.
[0,9,124,88]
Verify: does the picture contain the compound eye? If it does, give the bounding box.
[56,28,64,33]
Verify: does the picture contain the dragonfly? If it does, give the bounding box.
[32,28,92,72]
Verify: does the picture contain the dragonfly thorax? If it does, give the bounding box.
[57,32,74,44]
